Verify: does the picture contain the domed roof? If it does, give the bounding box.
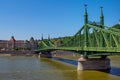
[29,37,35,43]
[9,36,15,42]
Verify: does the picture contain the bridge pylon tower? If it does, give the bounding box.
[83,4,89,58]
[99,7,105,47]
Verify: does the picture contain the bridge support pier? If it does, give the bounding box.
[38,51,52,58]
[77,55,111,70]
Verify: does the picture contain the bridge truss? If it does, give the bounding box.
[38,5,120,57]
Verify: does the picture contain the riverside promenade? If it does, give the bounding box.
[0,50,35,56]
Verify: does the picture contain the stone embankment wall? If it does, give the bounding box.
[0,50,35,56]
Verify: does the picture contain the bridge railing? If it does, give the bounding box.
[38,46,120,53]
[84,47,119,52]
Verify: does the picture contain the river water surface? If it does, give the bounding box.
[0,56,120,80]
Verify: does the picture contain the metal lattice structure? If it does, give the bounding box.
[37,5,120,57]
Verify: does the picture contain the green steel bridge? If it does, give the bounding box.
[37,5,120,58]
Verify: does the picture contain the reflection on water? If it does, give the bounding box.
[111,67,120,76]
[0,56,119,80]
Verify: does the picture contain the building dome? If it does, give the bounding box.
[9,36,15,43]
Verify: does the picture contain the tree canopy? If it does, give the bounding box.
[112,24,120,29]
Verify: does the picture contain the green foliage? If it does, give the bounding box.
[45,36,73,47]
[112,24,120,29]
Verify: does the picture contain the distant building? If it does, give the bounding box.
[0,36,38,50]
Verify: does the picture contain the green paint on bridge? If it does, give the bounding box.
[37,5,120,57]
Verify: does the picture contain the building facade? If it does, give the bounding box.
[0,36,37,50]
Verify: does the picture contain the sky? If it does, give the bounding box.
[0,0,119,40]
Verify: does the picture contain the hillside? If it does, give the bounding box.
[112,24,120,29]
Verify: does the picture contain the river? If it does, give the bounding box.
[0,56,120,80]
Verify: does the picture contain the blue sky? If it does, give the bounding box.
[0,0,119,40]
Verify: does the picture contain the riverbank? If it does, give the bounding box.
[0,50,36,56]
[0,54,11,56]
